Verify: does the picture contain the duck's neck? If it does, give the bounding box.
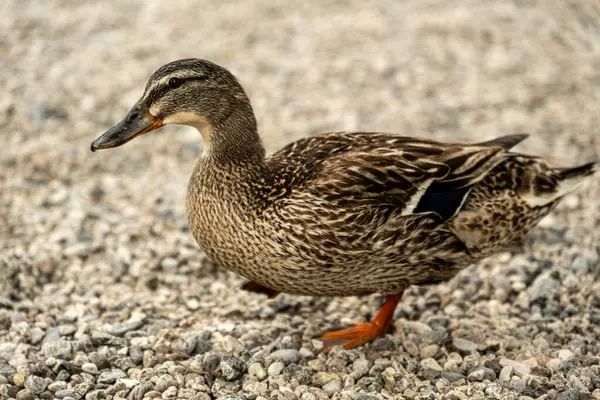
[202,99,266,168]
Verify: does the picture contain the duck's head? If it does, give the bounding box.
[91,58,256,153]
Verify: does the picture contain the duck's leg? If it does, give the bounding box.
[320,294,401,351]
[240,281,280,298]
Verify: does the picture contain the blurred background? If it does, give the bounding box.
[1,1,600,399]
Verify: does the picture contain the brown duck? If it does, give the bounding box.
[92,59,598,350]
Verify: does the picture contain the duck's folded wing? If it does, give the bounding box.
[306,134,529,220]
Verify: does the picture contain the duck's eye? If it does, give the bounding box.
[168,78,182,88]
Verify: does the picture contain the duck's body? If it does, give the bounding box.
[92,58,598,349]
[187,131,570,297]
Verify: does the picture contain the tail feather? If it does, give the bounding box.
[552,161,599,198]
[556,161,599,181]
[477,134,530,150]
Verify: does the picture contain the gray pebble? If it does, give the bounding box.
[0,364,16,376]
[499,365,513,381]
[215,397,246,400]
[220,356,245,381]
[29,328,45,345]
[322,380,342,395]
[90,330,126,347]
[48,381,68,392]
[127,381,154,400]
[529,273,560,303]
[452,338,478,353]
[571,255,590,273]
[155,374,177,392]
[420,344,439,359]
[162,386,178,398]
[267,349,301,365]
[16,389,36,400]
[84,389,106,400]
[441,372,466,382]
[508,378,526,392]
[81,363,98,375]
[499,358,530,377]
[421,329,447,345]
[129,347,143,365]
[484,383,503,398]
[72,383,93,399]
[42,327,61,343]
[41,341,72,359]
[24,375,47,394]
[558,349,575,361]
[58,324,77,336]
[268,361,284,377]
[161,257,179,269]
[0,343,16,358]
[143,350,157,368]
[556,388,581,400]
[247,362,267,380]
[371,336,396,351]
[194,339,212,355]
[97,369,127,384]
[351,358,372,380]
[560,359,581,374]
[103,319,144,337]
[202,353,220,372]
[55,388,75,398]
[467,367,496,382]
[313,372,340,386]
[55,370,70,382]
[420,358,443,372]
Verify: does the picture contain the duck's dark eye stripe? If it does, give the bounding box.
[147,75,208,104]
[169,75,208,87]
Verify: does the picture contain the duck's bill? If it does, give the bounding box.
[91,107,163,152]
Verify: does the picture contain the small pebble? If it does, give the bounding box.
[267,349,301,365]
[268,361,285,377]
[155,374,176,392]
[48,381,68,392]
[322,380,342,395]
[248,362,267,380]
[54,388,75,398]
[452,338,478,353]
[220,356,245,381]
[558,349,574,361]
[499,366,513,381]
[499,358,530,377]
[16,389,36,400]
[12,373,25,387]
[24,375,47,394]
[97,369,127,384]
[81,363,98,375]
[420,358,443,372]
[103,319,144,337]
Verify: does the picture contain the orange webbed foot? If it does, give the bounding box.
[321,322,388,350]
[320,294,402,351]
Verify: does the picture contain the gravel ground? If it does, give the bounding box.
[2,1,600,399]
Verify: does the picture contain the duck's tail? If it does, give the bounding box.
[552,161,599,198]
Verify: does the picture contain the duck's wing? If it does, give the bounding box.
[268,132,529,220]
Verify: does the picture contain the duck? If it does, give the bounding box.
[91,58,598,350]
